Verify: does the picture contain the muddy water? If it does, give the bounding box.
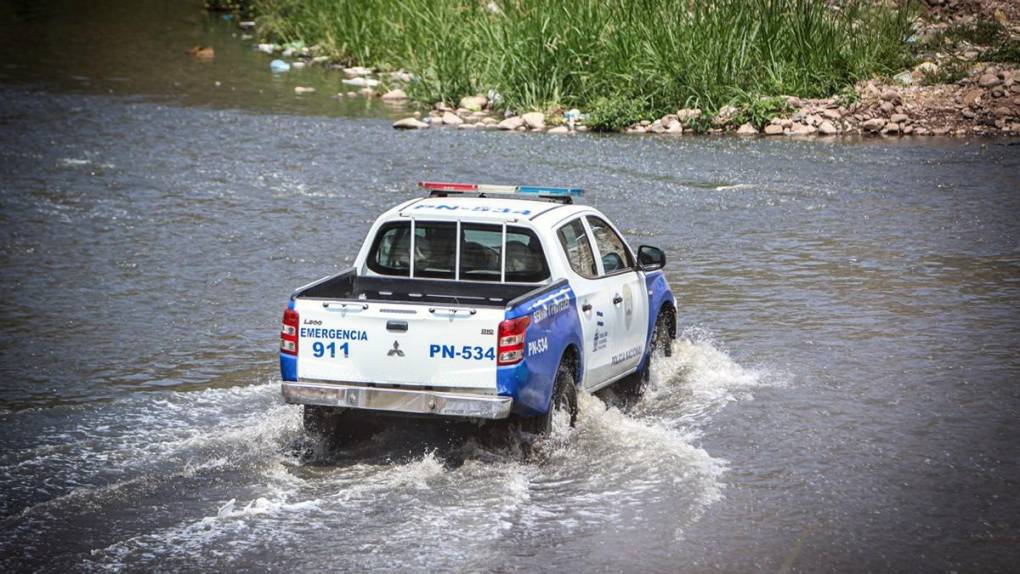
[1,1,1019,572]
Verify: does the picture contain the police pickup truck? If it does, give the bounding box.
[280,182,676,437]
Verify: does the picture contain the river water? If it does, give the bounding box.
[1,1,1018,572]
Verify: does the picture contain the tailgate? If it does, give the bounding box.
[292,298,503,390]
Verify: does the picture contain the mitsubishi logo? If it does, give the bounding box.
[387,340,405,357]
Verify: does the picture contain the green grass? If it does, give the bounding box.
[251,0,916,130]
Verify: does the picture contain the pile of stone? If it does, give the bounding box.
[625,108,702,134]
[394,101,587,133]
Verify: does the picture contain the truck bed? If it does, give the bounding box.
[294,269,545,307]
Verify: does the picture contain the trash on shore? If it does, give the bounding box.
[188,46,215,61]
[342,77,379,88]
[270,60,290,73]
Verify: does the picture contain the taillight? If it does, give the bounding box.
[497,316,531,365]
[281,308,299,355]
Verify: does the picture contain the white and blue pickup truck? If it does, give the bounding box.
[280,182,676,437]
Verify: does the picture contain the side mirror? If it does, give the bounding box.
[637,245,666,271]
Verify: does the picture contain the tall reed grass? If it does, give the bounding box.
[254,0,915,130]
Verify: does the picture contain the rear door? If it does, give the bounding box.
[293,299,504,390]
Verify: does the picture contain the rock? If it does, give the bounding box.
[188,46,215,60]
[666,121,683,134]
[763,124,784,135]
[294,86,315,95]
[862,118,886,132]
[879,101,895,114]
[890,113,908,124]
[962,89,984,106]
[381,89,408,101]
[548,126,570,134]
[881,122,900,135]
[257,43,276,54]
[497,116,525,130]
[979,74,1002,88]
[676,108,702,122]
[576,126,590,132]
[291,61,305,70]
[716,105,739,124]
[282,47,296,58]
[915,61,939,76]
[790,123,817,135]
[903,125,914,134]
[459,95,488,111]
[343,66,372,77]
[822,108,841,120]
[239,20,256,30]
[639,120,651,127]
[269,60,290,73]
[481,117,499,126]
[880,89,900,103]
[359,87,375,97]
[893,71,914,86]
[457,123,478,130]
[650,122,666,134]
[393,117,428,129]
[441,111,463,126]
[342,77,379,88]
[736,123,758,135]
[345,91,357,98]
[818,120,838,135]
[993,106,1013,118]
[962,109,976,119]
[311,56,330,65]
[522,112,545,130]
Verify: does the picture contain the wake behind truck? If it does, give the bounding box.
[280,182,676,437]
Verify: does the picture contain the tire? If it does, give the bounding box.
[520,361,578,435]
[617,309,672,398]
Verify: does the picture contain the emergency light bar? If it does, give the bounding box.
[418,181,584,199]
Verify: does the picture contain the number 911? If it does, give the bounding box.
[312,341,349,358]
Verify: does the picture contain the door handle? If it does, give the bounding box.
[613,295,623,305]
[582,303,592,312]
[386,320,408,332]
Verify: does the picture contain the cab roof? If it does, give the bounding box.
[381,196,584,224]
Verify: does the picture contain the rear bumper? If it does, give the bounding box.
[282,381,513,420]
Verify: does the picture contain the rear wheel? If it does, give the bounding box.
[520,361,578,435]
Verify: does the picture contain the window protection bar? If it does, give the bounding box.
[454,220,461,281]
[409,217,416,278]
[500,223,507,283]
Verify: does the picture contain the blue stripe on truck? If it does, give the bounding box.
[498,285,582,416]
[281,299,297,380]
[280,352,297,381]
[636,269,674,373]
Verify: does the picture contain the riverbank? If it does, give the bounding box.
[220,0,1020,136]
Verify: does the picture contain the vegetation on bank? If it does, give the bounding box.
[246,0,917,131]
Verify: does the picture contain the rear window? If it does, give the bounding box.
[367,221,549,283]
